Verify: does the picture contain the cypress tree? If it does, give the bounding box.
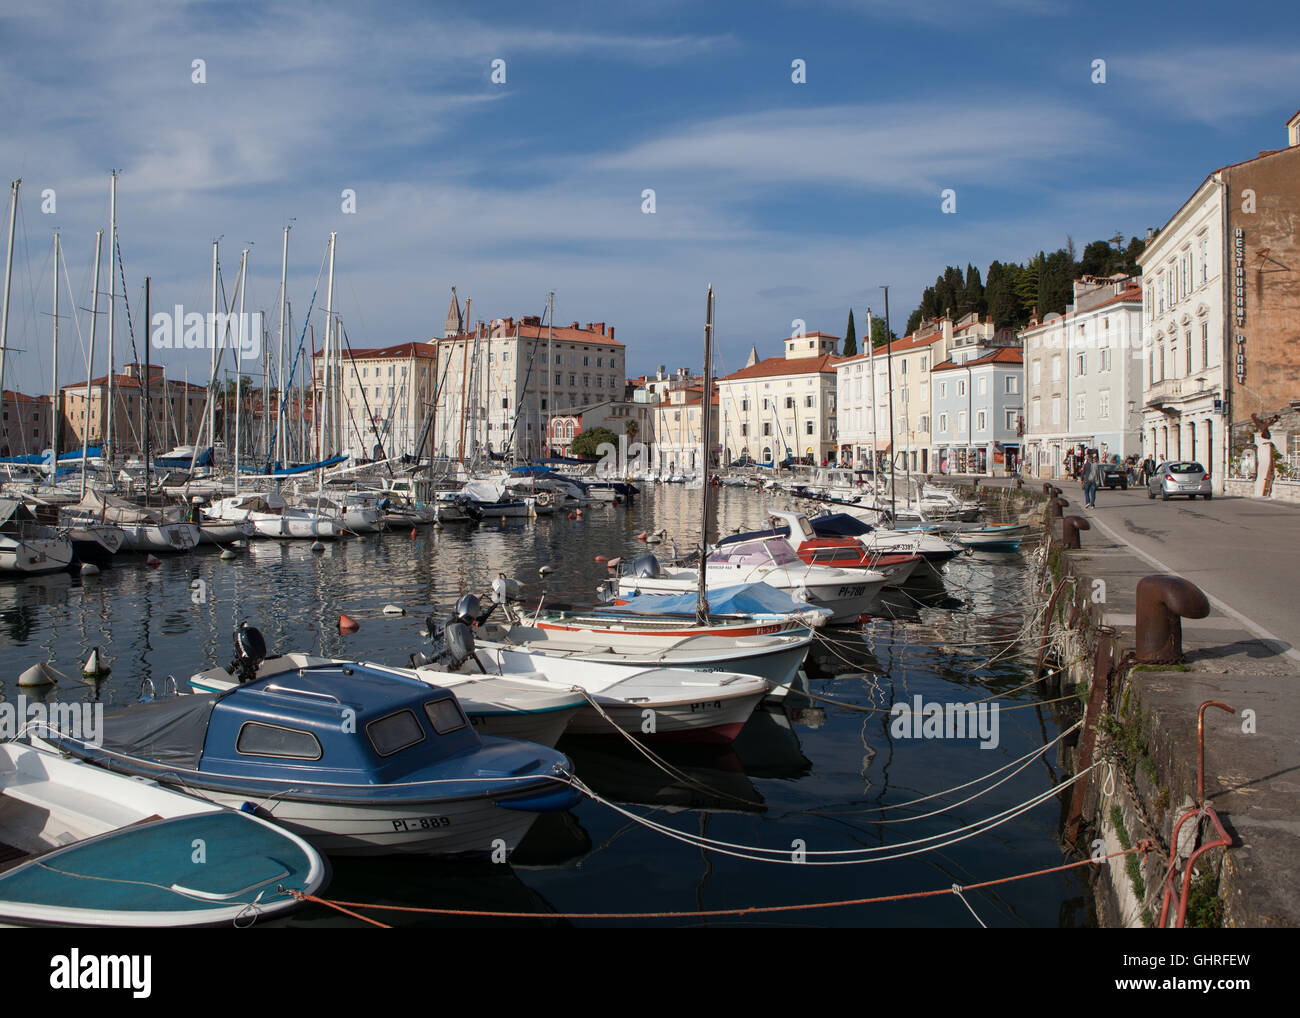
[843,309,857,357]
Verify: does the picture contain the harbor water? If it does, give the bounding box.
[0,486,1088,927]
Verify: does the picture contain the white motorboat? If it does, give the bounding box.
[190,650,586,748]
[204,493,345,540]
[0,499,73,575]
[613,536,885,623]
[0,740,326,927]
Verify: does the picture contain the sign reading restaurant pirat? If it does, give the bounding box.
[1233,227,1247,384]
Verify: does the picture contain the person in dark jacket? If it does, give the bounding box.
[1080,452,1103,508]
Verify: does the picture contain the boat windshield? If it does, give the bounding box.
[708,537,799,566]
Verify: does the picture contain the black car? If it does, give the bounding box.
[1101,462,1128,489]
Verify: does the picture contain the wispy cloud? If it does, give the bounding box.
[1113,46,1300,124]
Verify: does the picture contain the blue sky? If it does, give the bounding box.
[2,0,1299,394]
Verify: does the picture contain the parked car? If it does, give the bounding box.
[1147,461,1213,500]
[1102,462,1128,489]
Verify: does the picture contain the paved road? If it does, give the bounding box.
[1061,485,1300,659]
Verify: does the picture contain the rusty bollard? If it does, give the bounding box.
[1042,482,1054,497]
[971,476,980,491]
[1062,515,1090,549]
[1048,495,1069,520]
[1136,575,1211,664]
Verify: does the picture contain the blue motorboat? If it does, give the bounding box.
[38,654,583,858]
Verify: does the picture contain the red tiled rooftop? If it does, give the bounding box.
[720,353,844,381]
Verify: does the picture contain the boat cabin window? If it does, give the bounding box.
[367,709,427,757]
[236,721,323,760]
[424,697,467,735]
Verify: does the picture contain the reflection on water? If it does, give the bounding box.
[0,487,1083,927]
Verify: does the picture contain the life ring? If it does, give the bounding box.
[535,491,553,508]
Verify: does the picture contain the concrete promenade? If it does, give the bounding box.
[1043,484,1300,926]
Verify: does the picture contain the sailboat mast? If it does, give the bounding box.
[233,250,247,494]
[50,231,60,479]
[143,276,151,502]
[866,308,876,481]
[882,285,896,520]
[277,224,290,468]
[696,284,715,625]
[208,240,218,464]
[106,171,116,469]
[546,291,554,459]
[82,228,103,499]
[0,180,18,441]
[324,231,337,458]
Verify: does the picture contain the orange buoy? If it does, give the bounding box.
[339,613,360,633]
[594,555,608,563]
[567,512,576,520]
[636,531,647,542]
[410,527,418,538]
[500,515,507,524]
[607,557,622,569]
[576,509,583,519]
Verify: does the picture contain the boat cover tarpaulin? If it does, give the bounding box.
[604,582,812,618]
[237,454,347,476]
[157,447,212,467]
[55,694,219,770]
[809,513,874,538]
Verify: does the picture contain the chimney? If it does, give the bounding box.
[608,326,614,341]
[570,321,580,330]
[1289,108,1300,147]
[592,322,606,335]
[1145,227,1154,242]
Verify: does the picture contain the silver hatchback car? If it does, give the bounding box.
[1147,461,1213,500]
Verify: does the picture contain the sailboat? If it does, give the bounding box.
[0,208,74,574]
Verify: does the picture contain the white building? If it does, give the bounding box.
[717,331,841,466]
[1020,275,1145,477]
[1138,181,1227,488]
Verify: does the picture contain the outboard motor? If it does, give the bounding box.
[229,622,267,684]
[414,619,486,674]
[492,574,522,604]
[454,593,482,624]
[630,553,661,579]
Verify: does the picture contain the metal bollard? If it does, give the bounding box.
[1042,482,1054,497]
[1135,575,1210,664]
[1062,515,1090,549]
[1048,495,1069,520]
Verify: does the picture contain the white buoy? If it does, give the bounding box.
[220,548,238,560]
[538,564,554,576]
[382,604,405,616]
[311,541,325,553]
[18,662,58,688]
[80,562,100,576]
[83,647,111,679]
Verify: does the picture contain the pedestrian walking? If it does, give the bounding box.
[1080,451,1103,509]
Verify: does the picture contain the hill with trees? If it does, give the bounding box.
[902,234,1149,335]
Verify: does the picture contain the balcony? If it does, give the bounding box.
[1143,378,1183,408]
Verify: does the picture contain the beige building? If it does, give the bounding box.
[317,342,438,461]
[431,300,626,461]
[648,384,717,473]
[59,363,207,458]
[717,331,841,466]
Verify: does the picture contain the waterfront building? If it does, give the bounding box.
[547,398,657,462]
[59,363,207,458]
[1020,276,1144,477]
[0,390,52,459]
[1141,110,1300,496]
[431,299,625,462]
[716,331,840,466]
[647,383,717,474]
[931,347,1024,475]
[317,342,437,461]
